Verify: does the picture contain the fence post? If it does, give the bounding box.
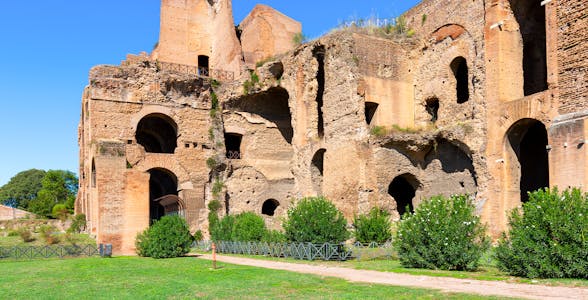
[211,242,217,269]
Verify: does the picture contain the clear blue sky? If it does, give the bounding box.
[0,0,419,186]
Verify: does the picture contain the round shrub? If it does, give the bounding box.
[231,212,267,242]
[495,188,588,279]
[283,196,349,243]
[394,195,489,271]
[136,215,193,258]
[353,207,393,244]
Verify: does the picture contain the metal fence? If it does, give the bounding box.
[157,61,235,81]
[0,244,104,260]
[192,241,396,261]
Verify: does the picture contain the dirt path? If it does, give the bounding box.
[198,254,588,300]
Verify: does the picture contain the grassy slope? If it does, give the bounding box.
[0,257,511,299]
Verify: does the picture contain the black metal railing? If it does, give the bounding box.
[0,244,107,260]
[157,61,234,81]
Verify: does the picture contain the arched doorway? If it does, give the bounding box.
[148,168,180,223]
[450,57,469,103]
[311,149,326,195]
[136,114,178,154]
[388,173,420,216]
[506,119,549,202]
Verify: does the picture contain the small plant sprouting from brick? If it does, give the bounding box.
[210,79,221,89]
[210,92,219,117]
[242,70,260,95]
[206,156,218,170]
[292,32,308,47]
[370,126,387,137]
[211,177,224,198]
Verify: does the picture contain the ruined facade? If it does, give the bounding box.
[78,0,588,254]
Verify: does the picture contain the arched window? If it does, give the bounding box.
[425,98,439,122]
[225,133,242,159]
[135,114,178,154]
[450,57,469,103]
[311,149,326,194]
[262,199,280,216]
[198,55,209,77]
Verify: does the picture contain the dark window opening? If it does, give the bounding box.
[510,0,547,95]
[311,149,326,194]
[262,199,279,216]
[388,174,419,216]
[135,114,178,154]
[225,133,242,159]
[425,98,440,122]
[313,46,325,138]
[450,57,469,103]
[148,168,179,223]
[507,119,549,202]
[198,55,210,77]
[365,102,379,125]
[91,159,96,188]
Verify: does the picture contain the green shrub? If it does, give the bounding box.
[193,230,203,242]
[39,225,59,245]
[353,207,392,244]
[262,230,287,243]
[208,200,222,234]
[17,227,34,243]
[52,204,69,221]
[495,188,588,279]
[394,195,489,271]
[231,212,267,242]
[283,196,349,243]
[7,230,19,237]
[210,214,234,242]
[68,214,87,233]
[370,126,387,137]
[136,215,193,258]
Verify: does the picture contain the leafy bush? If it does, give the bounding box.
[283,196,349,243]
[495,188,588,279]
[68,214,87,233]
[394,195,489,271]
[353,207,393,244]
[17,227,34,243]
[39,225,60,245]
[210,214,234,242]
[193,230,203,242]
[136,215,193,258]
[262,230,287,243]
[208,200,222,235]
[231,212,267,242]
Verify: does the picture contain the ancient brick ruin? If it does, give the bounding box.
[78,0,588,254]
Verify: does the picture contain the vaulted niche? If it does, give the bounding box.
[148,168,179,223]
[225,133,242,159]
[365,102,379,125]
[198,55,209,76]
[388,174,420,216]
[509,0,547,95]
[226,87,293,144]
[91,159,96,188]
[262,199,279,216]
[506,119,549,202]
[136,114,178,154]
[450,57,469,103]
[311,148,326,194]
[313,45,325,138]
[425,98,440,122]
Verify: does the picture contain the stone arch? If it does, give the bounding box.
[505,118,549,202]
[261,199,280,216]
[311,148,326,194]
[135,155,191,186]
[388,173,420,216]
[431,24,468,44]
[450,57,469,103]
[135,113,178,154]
[147,168,181,223]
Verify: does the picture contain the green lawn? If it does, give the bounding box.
[0,256,512,299]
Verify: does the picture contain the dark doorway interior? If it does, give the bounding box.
[262,199,279,216]
[148,168,178,223]
[136,114,177,154]
[225,133,243,159]
[450,57,469,103]
[365,102,379,125]
[388,174,419,216]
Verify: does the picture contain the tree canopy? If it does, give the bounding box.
[0,169,46,209]
[0,169,78,218]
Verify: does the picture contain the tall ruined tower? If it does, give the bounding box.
[152,0,243,77]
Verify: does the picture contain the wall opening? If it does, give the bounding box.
[198,55,210,76]
[365,102,379,125]
[388,174,419,216]
[262,199,280,216]
[425,98,440,122]
[91,159,96,188]
[509,0,547,95]
[506,119,549,202]
[450,57,469,103]
[135,113,178,154]
[311,148,326,194]
[313,45,325,138]
[148,168,179,223]
[225,133,242,159]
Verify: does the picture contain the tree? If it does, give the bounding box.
[29,170,78,218]
[283,196,349,244]
[0,169,46,209]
